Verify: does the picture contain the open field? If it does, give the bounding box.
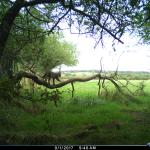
[0,78,150,145]
[62,71,150,80]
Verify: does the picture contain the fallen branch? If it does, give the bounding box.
[14,71,140,104]
[15,71,124,96]
[15,71,101,89]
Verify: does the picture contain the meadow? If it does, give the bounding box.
[0,72,150,145]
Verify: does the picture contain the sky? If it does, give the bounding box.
[61,30,150,72]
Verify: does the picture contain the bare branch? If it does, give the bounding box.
[25,7,50,23]
[21,0,62,7]
[15,71,123,96]
[69,7,124,44]
[71,82,74,98]
[47,9,70,34]
[16,71,100,89]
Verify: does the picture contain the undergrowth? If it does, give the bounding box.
[0,80,150,145]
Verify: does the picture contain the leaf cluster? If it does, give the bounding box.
[18,33,78,74]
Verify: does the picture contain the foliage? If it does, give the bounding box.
[38,34,78,72]
[0,0,149,100]
[17,37,45,73]
[0,76,17,102]
[131,1,150,44]
[0,80,150,144]
[17,33,77,74]
[0,1,46,75]
[0,4,78,74]
[1,0,150,54]
[0,0,149,78]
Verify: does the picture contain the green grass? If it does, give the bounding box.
[0,80,150,145]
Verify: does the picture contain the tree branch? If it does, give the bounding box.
[21,0,62,7]
[15,71,100,89]
[15,71,139,101]
[15,71,122,93]
[0,0,62,62]
[48,9,70,34]
[25,7,50,23]
[69,6,124,44]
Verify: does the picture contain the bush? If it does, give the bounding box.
[0,76,17,102]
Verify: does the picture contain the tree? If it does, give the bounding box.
[0,0,59,65]
[1,0,148,63]
[0,0,46,76]
[18,33,78,74]
[38,34,77,72]
[1,1,149,56]
[0,0,148,104]
[0,0,149,84]
[131,1,150,44]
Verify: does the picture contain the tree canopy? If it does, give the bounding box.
[1,0,149,55]
[133,1,150,44]
[0,0,149,80]
[19,33,78,74]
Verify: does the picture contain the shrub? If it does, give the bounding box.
[0,76,17,102]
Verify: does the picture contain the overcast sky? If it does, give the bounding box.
[61,30,150,72]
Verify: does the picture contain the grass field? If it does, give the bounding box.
[0,79,150,145]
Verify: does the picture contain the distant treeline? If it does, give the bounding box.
[117,71,150,80]
[62,70,150,80]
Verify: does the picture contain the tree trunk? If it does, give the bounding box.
[0,0,61,62]
[1,50,14,78]
[0,1,22,78]
[0,1,22,62]
[0,0,60,77]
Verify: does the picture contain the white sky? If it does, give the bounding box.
[61,30,150,72]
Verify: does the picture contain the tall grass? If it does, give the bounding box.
[0,80,150,144]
